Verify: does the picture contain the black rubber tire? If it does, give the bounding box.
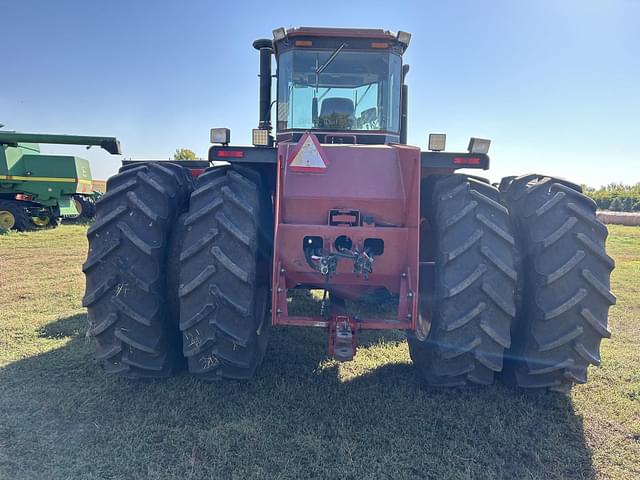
[178,165,272,380]
[167,213,187,327]
[74,195,96,221]
[46,216,61,229]
[500,174,616,392]
[498,176,518,192]
[0,199,35,231]
[82,162,193,378]
[33,206,60,229]
[408,174,518,386]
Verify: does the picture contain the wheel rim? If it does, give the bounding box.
[74,198,83,216]
[0,210,16,230]
[255,286,269,337]
[254,285,271,362]
[32,216,51,227]
[415,307,431,341]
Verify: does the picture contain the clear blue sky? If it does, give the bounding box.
[3,0,639,186]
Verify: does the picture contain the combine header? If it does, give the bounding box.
[83,27,615,392]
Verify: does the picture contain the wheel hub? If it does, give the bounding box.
[0,210,16,230]
[31,216,51,227]
[415,307,431,341]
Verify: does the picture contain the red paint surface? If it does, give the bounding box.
[271,136,421,330]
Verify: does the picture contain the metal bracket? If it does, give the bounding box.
[328,315,358,362]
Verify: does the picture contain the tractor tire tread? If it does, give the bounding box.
[178,165,271,381]
[408,174,517,386]
[83,162,193,378]
[499,174,615,391]
[0,199,35,231]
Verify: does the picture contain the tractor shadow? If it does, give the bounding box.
[0,313,595,479]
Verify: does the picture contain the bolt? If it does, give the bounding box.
[406,313,412,319]
[280,268,286,274]
[276,308,282,314]
[407,291,413,298]
[277,288,282,293]
[401,272,407,278]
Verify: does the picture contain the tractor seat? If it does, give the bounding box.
[319,98,355,129]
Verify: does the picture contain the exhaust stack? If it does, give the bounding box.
[253,39,273,132]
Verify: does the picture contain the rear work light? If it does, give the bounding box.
[428,133,446,151]
[210,128,231,145]
[216,150,244,158]
[252,129,271,146]
[468,137,491,154]
[272,27,286,41]
[396,31,412,46]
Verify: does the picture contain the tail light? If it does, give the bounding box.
[216,150,244,158]
[453,157,481,165]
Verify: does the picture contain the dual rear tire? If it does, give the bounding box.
[84,163,271,380]
[409,173,615,391]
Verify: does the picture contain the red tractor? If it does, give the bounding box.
[84,27,615,392]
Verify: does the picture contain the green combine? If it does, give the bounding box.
[0,130,120,231]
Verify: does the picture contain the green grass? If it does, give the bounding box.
[0,225,638,479]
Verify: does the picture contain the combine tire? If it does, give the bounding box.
[0,200,32,232]
[31,211,58,229]
[83,162,193,378]
[74,195,97,221]
[408,175,518,386]
[178,166,272,380]
[500,175,615,391]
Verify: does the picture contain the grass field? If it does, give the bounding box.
[0,225,638,479]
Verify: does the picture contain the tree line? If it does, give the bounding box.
[583,183,640,212]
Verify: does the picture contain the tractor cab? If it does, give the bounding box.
[272,27,410,145]
[209,26,494,170]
